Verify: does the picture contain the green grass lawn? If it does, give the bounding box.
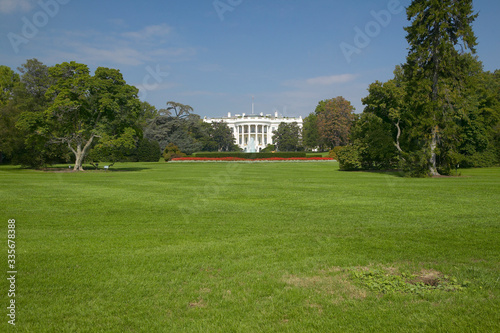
[1,162,499,332]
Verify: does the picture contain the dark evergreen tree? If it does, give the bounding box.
[404,0,478,175]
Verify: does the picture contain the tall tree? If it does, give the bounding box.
[17,62,141,171]
[404,0,478,175]
[362,66,407,159]
[137,101,159,129]
[272,122,301,151]
[208,121,237,152]
[144,112,203,154]
[316,96,356,149]
[165,101,193,118]
[0,66,20,163]
[454,56,500,167]
[0,66,19,105]
[302,112,321,150]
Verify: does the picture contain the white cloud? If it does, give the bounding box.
[305,74,357,85]
[179,90,227,97]
[73,45,148,66]
[283,74,357,88]
[121,24,172,41]
[0,0,34,13]
[41,26,196,67]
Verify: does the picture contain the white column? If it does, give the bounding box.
[260,125,263,147]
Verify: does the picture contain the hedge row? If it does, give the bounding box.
[192,152,307,159]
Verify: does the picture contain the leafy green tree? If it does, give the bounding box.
[0,66,19,105]
[404,0,478,175]
[316,96,356,149]
[272,122,302,151]
[349,113,399,170]
[2,60,66,167]
[453,57,500,167]
[165,101,193,118]
[302,112,320,150]
[137,101,159,129]
[87,128,137,168]
[144,113,203,155]
[17,62,141,171]
[362,66,407,158]
[17,58,52,101]
[0,66,20,163]
[208,121,237,152]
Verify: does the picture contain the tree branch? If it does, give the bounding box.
[393,119,406,162]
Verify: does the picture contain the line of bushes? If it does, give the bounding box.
[192,152,307,159]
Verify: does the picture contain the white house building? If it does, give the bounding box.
[203,111,303,152]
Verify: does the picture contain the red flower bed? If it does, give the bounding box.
[171,157,333,161]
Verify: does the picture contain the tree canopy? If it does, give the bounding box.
[336,0,499,176]
[14,61,142,170]
[272,122,302,151]
[403,0,478,175]
[316,96,356,149]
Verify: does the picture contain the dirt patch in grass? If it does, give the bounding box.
[349,265,468,294]
[283,269,367,303]
[189,298,206,308]
[410,269,442,287]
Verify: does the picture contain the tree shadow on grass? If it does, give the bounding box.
[366,169,406,178]
[336,169,406,178]
[100,167,151,172]
[33,165,153,173]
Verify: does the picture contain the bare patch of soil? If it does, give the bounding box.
[283,271,366,302]
[189,298,206,308]
[409,269,443,287]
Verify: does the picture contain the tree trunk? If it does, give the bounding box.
[429,28,441,177]
[71,135,95,171]
[429,125,439,176]
[393,119,406,162]
[73,146,85,171]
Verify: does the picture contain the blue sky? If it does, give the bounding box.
[1,0,499,118]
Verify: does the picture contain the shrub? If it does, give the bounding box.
[260,144,275,153]
[163,143,186,161]
[329,146,343,160]
[171,157,333,161]
[337,144,364,171]
[136,139,161,162]
[192,152,307,159]
[400,150,431,177]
